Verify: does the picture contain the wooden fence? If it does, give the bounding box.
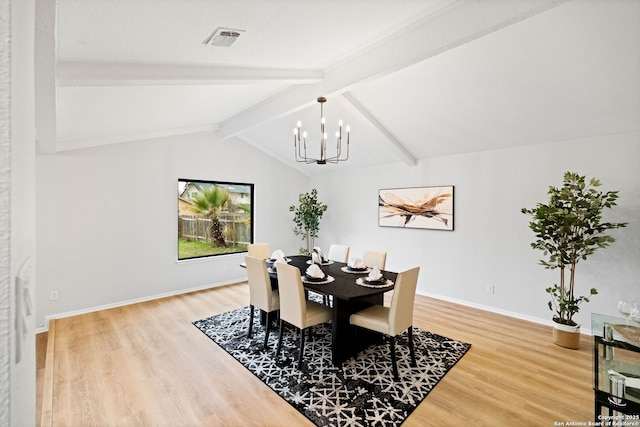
[178,213,251,246]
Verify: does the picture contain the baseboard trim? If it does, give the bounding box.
[36,278,244,333]
[40,319,55,427]
[416,290,594,336]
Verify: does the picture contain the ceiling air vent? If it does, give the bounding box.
[202,27,245,47]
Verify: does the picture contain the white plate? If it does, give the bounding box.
[355,278,394,288]
[301,275,335,285]
[341,266,370,274]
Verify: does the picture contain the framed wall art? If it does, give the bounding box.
[378,185,454,231]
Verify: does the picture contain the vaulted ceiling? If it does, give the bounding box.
[36,0,640,175]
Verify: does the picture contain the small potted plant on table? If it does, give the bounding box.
[521,172,627,349]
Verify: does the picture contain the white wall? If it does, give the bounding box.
[311,132,640,330]
[35,128,639,333]
[35,132,309,328]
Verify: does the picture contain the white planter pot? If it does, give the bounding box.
[553,322,580,333]
[552,322,581,349]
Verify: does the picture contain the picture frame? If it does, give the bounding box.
[378,185,454,230]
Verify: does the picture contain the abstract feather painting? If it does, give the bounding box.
[378,186,454,230]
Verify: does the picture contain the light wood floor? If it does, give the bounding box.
[37,282,594,426]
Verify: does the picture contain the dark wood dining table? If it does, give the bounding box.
[269,255,397,365]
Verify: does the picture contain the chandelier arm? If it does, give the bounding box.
[325,141,349,163]
[295,133,312,163]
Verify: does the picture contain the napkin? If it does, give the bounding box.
[306,264,325,279]
[367,266,383,281]
[313,247,327,263]
[348,257,367,269]
[274,255,288,265]
[271,249,285,260]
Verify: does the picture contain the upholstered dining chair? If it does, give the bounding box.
[328,244,350,263]
[247,242,270,260]
[245,255,280,349]
[275,263,332,367]
[349,266,420,381]
[363,249,387,270]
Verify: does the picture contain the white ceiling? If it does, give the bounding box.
[37,0,640,175]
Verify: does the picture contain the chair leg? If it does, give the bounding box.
[389,336,399,381]
[298,327,306,367]
[408,327,417,367]
[263,312,271,350]
[247,305,255,338]
[275,319,284,359]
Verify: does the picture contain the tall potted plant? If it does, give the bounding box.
[289,188,328,255]
[521,172,627,349]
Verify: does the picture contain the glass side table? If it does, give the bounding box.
[592,313,640,420]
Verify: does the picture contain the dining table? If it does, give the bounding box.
[267,255,398,365]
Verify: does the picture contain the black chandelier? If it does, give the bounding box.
[293,97,350,165]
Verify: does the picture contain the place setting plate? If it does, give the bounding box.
[341,266,371,274]
[302,275,335,285]
[355,277,394,288]
[306,260,334,266]
[268,258,291,263]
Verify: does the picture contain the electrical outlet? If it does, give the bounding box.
[50,290,58,301]
[486,284,494,294]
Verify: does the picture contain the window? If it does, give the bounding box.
[178,179,254,260]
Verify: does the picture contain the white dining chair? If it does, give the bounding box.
[363,249,387,270]
[328,244,350,263]
[275,262,332,367]
[245,255,280,349]
[247,242,270,260]
[349,266,420,381]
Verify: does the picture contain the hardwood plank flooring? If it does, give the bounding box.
[37,282,594,426]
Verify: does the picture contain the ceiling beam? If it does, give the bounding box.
[219,0,568,142]
[57,61,323,86]
[56,124,219,152]
[340,93,417,167]
[34,0,57,155]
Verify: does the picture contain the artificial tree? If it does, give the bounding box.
[289,188,328,255]
[521,172,627,328]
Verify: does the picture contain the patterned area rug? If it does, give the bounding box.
[193,306,471,427]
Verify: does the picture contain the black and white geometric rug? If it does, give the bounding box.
[193,306,471,427]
